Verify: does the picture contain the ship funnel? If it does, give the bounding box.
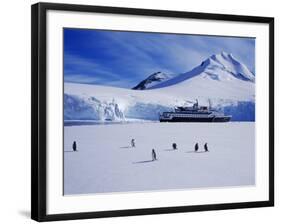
[193,99,199,109]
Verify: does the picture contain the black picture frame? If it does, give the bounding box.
[31,2,274,222]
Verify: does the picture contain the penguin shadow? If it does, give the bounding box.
[119,146,132,149]
[185,150,209,153]
[64,150,76,152]
[132,160,154,164]
[164,148,177,152]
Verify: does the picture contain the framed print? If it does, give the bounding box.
[31,2,274,222]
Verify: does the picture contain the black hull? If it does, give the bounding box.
[160,117,231,122]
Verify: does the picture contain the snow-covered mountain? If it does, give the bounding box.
[64,52,255,122]
[132,71,173,90]
[148,51,254,90]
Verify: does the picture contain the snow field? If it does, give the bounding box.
[64,122,255,195]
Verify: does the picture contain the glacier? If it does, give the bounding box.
[64,52,255,122]
[64,94,125,121]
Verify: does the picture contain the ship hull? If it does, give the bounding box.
[159,116,231,123]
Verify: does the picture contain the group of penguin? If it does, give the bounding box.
[70,139,209,162]
[130,139,209,162]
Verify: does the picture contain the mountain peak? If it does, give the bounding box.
[209,52,233,64]
[205,52,255,82]
[221,51,231,57]
[132,71,173,90]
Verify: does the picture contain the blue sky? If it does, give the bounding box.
[64,28,255,88]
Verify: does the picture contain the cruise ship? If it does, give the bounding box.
[159,100,231,122]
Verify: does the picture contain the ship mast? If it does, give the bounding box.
[208,99,212,110]
[193,99,199,109]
